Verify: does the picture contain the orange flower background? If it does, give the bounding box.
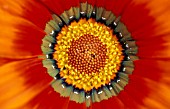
[0,0,170,109]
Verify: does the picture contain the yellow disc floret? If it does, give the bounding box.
[53,18,123,92]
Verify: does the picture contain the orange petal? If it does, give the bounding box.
[133,0,170,59]
[26,86,70,109]
[0,0,52,29]
[0,58,52,109]
[127,75,170,109]
[104,0,132,16]
[39,0,80,15]
[0,58,17,66]
[143,82,170,109]
[67,101,86,109]
[121,0,170,40]
[0,9,46,58]
[124,59,170,109]
[137,39,170,59]
[0,0,53,59]
[100,97,125,109]
[133,60,168,82]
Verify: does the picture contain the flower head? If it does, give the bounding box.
[0,0,170,109]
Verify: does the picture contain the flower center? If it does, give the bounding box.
[67,34,108,74]
[52,18,124,91]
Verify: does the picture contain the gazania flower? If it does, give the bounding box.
[0,0,170,109]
